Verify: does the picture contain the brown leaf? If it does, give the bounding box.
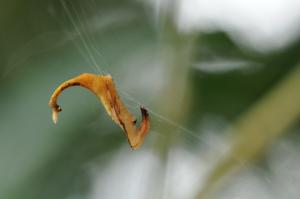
[49,73,150,149]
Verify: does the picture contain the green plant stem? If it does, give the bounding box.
[196,65,300,199]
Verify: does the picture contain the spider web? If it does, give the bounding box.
[58,0,235,155]
[55,1,266,198]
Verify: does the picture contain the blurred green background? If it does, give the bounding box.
[1,0,300,199]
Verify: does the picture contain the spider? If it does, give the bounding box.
[49,73,150,149]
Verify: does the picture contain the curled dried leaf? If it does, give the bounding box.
[48,73,150,149]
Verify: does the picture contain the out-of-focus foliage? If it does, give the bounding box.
[0,0,300,199]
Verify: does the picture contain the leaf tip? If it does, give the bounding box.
[52,111,58,124]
